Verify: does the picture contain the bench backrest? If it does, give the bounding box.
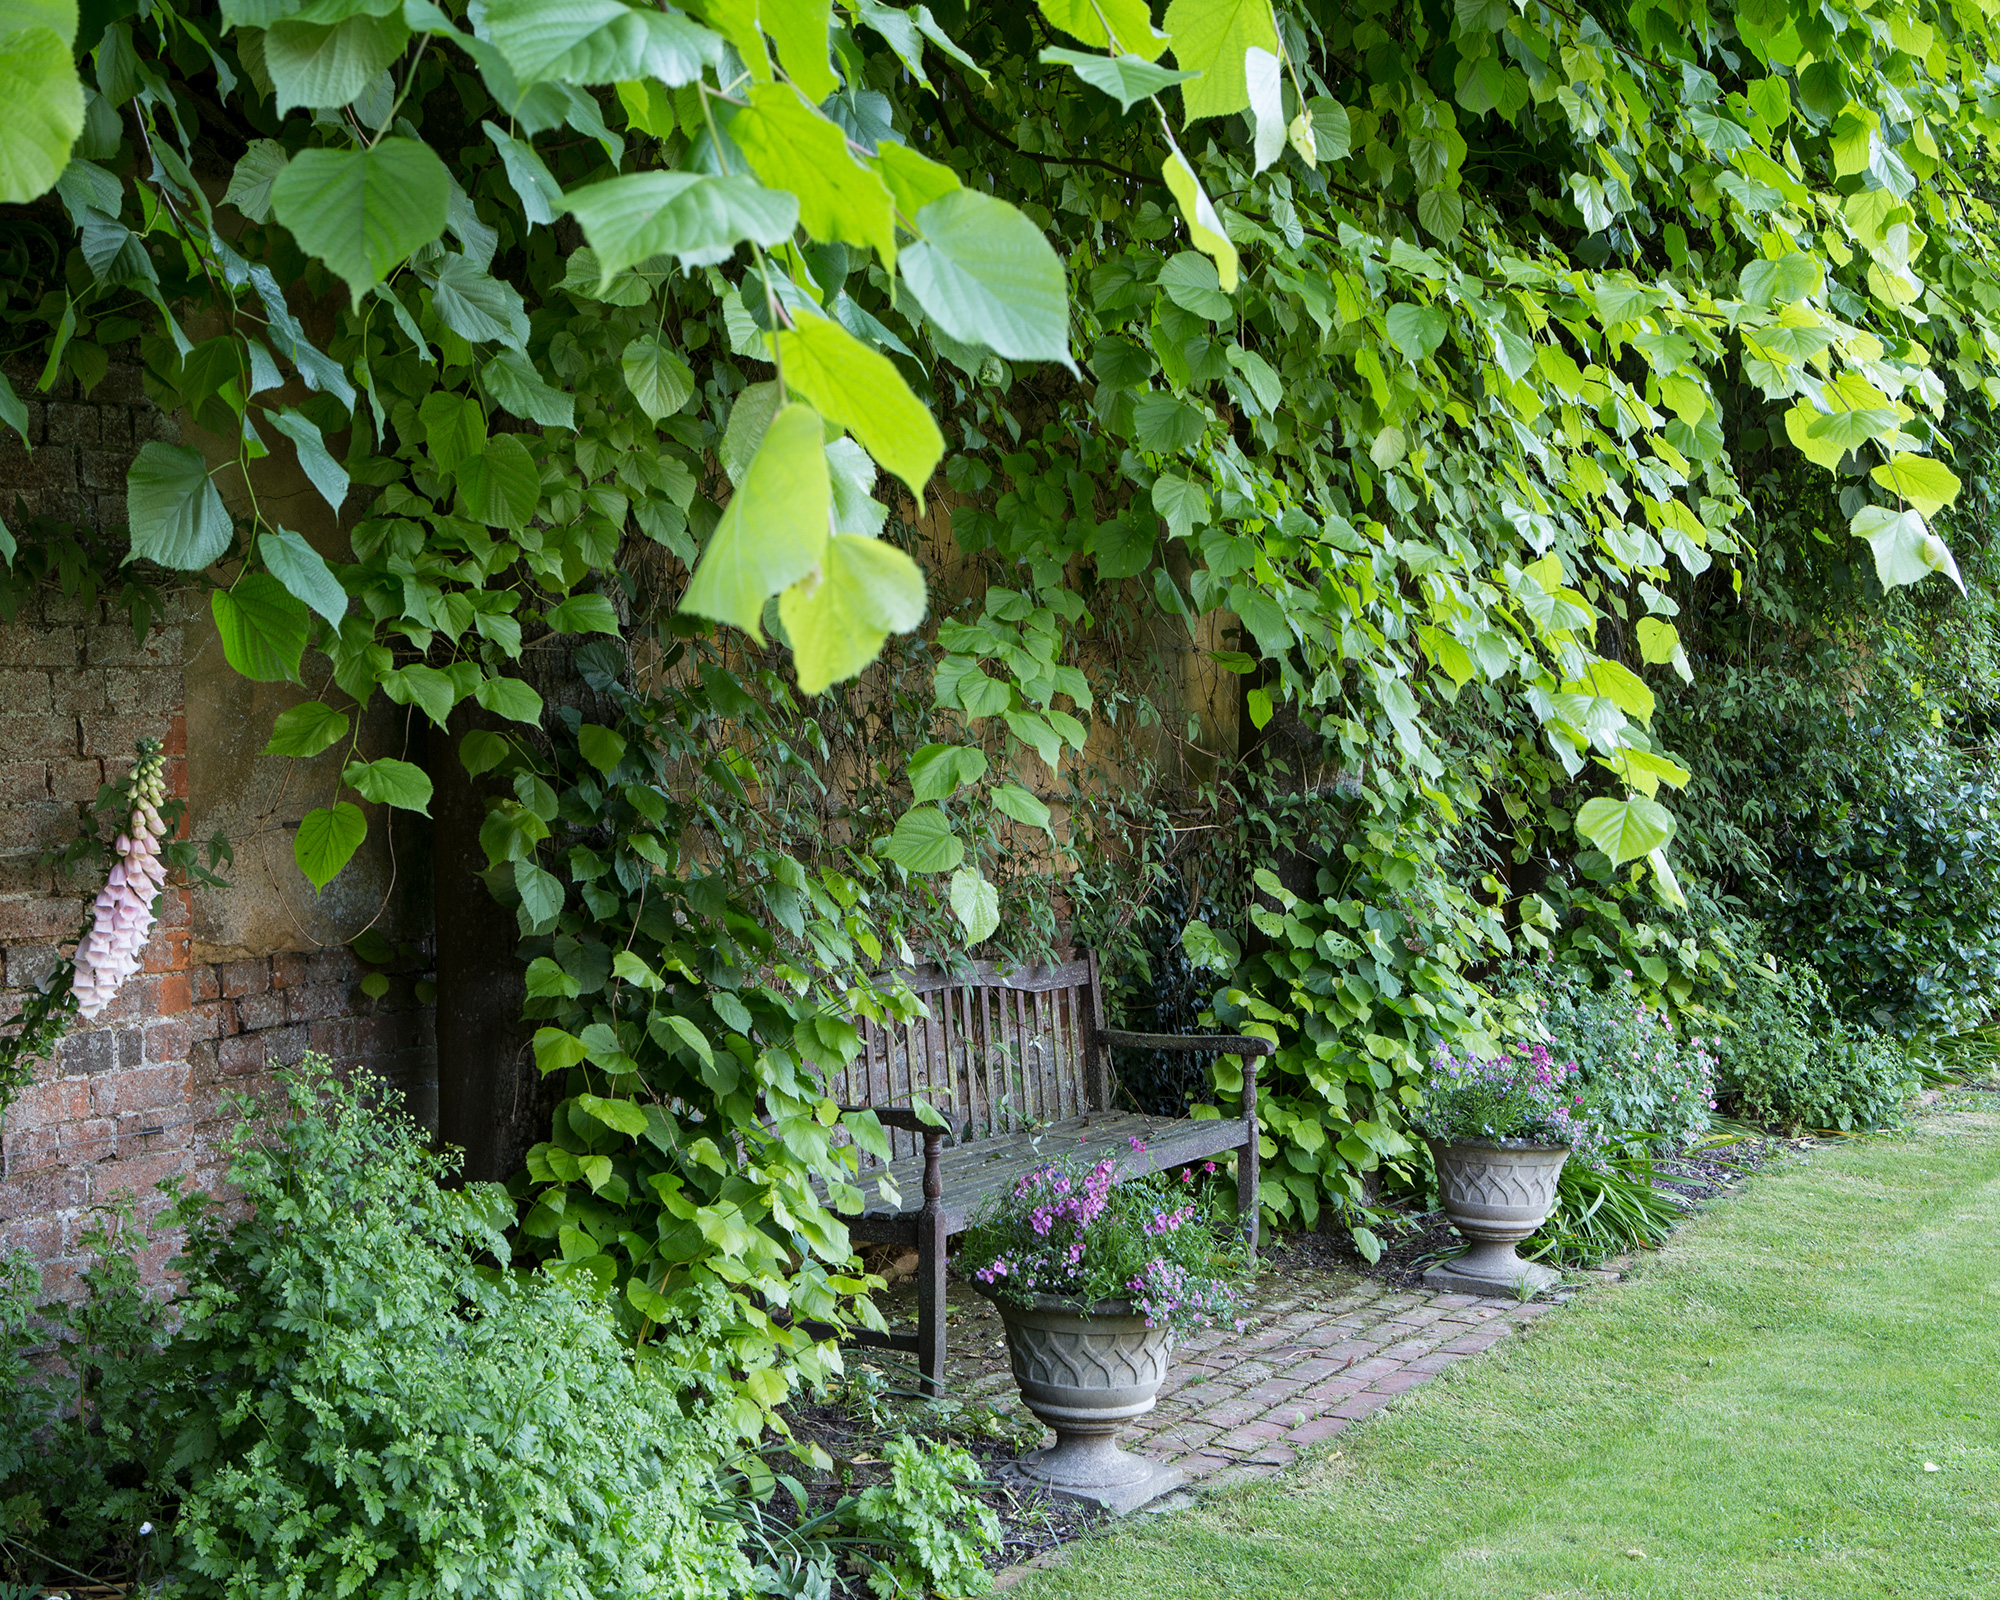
[827,956,1109,1163]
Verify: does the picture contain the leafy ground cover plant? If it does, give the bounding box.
[1713,943,1917,1134]
[2,1057,757,1597]
[1410,1043,1606,1167]
[1504,962,1718,1146]
[961,1155,1246,1332]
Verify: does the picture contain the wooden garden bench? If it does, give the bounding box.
[823,953,1273,1392]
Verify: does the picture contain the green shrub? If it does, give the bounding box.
[1501,962,1717,1146]
[3,1058,756,1597]
[1713,950,1917,1133]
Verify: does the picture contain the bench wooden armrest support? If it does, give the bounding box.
[837,1103,947,1387]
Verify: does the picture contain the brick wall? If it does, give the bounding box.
[0,359,436,1297]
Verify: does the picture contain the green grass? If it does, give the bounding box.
[1018,1104,2000,1600]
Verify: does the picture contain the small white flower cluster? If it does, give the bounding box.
[73,740,169,1021]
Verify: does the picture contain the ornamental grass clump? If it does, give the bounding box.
[959,1150,1245,1333]
[1411,1043,1610,1169]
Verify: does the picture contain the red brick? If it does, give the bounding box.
[1370,1369,1435,1395]
[216,1034,267,1076]
[271,952,309,989]
[1330,1391,1394,1421]
[155,971,191,1014]
[235,990,287,1031]
[220,958,270,998]
[1289,1416,1350,1445]
[189,965,221,1003]
[91,1064,188,1116]
[92,1149,194,1199]
[143,1013,192,1063]
[0,761,49,802]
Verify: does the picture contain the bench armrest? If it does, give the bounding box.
[1098,1029,1275,1060]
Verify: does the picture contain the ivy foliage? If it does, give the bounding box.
[7,0,2000,1398]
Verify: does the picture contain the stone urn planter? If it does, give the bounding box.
[986,1293,1184,1514]
[1424,1138,1569,1297]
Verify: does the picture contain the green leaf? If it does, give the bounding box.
[1087,514,1154,579]
[460,729,511,776]
[900,189,1073,369]
[0,17,82,205]
[544,592,621,634]
[1158,250,1232,321]
[483,0,719,86]
[534,1026,590,1074]
[526,955,582,998]
[265,409,350,515]
[455,435,541,528]
[721,382,782,485]
[343,755,435,813]
[294,802,366,891]
[514,857,563,929]
[578,722,627,774]
[1035,0,1166,57]
[1852,504,1962,595]
[480,348,575,428]
[264,701,350,759]
[474,674,545,724]
[991,782,1050,829]
[733,81,897,267]
[1740,253,1821,306]
[212,575,309,683]
[874,140,960,216]
[1164,0,1277,121]
[432,255,530,349]
[778,530,927,694]
[1570,658,1655,726]
[265,14,410,115]
[564,172,799,280]
[576,1092,649,1136]
[1131,393,1202,454]
[390,664,456,729]
[1159,148,1238,294]
[258,528,348,628]
[127,442,231,569]
[652,1011,713,1064]
[776,313,943,505]
[1415,188,1464,242]
[270,139,450,305]
[760,0,837,100]
[1151,473,1209,539]
[610,948,663,991]
[223,139,288,223]
[882,804,963,873]
[419,392,487,473]
[1574,795,1675,864]
[1385,302,1448,361]
[482,121,564,227]
[683,401,829,644]
[1038,47,1193,112]
[620,334,696,422]
[1634,617,1680,666]
[1598,746,1691,799]
[1870,453,1962,517]
[908,742,987,800]
[948,865,1000,944]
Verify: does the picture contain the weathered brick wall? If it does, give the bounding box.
[0,359,436,1297]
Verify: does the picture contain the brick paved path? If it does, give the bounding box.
[885,1256,1577,1585]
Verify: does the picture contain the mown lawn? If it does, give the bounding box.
[1017,1102,2000,1600]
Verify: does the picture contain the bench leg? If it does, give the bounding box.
[915,1208,947,1395]
[915,1127,947,1396]
[1237,1132,1260,1256]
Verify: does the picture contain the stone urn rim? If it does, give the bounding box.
[975,1286,1144,1319]
[1428,1134,1572,1155]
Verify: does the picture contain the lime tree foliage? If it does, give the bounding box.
[6,0,2000,1374]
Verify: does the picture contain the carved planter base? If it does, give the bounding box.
[1424,1138,1569,1296]
[989,1294,1184,1514]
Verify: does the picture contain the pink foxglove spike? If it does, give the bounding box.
[73,740,172,1023]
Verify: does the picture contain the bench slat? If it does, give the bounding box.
[848,1111,1253,1231]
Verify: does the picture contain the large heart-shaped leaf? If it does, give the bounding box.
[683,401,829,642]
[212,574,309,683]
[128,442,231,569]
[294,801,367,891]
[900,189,1072,368]
[1575,795,1675,864]
[270,139,451,305]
